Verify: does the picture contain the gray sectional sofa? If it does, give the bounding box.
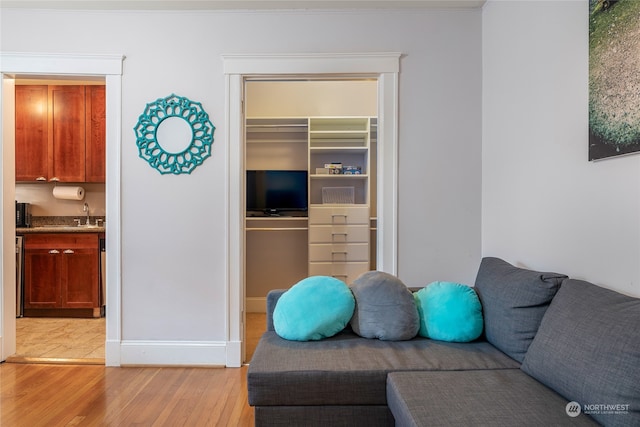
[247,257,640,426]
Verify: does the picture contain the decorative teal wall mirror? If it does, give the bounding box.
[134,94,215,175]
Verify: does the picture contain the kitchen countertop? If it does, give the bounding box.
[17,225,105,234]
[17,215,106,234]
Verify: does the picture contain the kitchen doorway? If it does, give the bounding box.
[11,77,106,363]
[0,53,123,365]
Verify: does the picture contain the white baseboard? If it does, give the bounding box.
[118,340,229,367]
[246,297,266,313]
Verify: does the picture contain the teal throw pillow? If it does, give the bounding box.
[273,276,355,341]
[414,281,483,342]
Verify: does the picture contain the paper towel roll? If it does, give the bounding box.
[53,186,85,201]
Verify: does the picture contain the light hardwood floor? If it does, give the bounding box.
[0,363,255,426]
[1,314,267,426]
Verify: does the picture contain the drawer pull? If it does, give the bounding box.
[331,251,348,255]
[63,249,75,254]
[331,232,348,243]
[36,176,47,181]
[48,249,60,254]
[331,214,348,224]
[332,274,348,279]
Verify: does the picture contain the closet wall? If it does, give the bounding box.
[245,80,377,312]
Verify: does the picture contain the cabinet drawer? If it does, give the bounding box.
[309,243,369,262]
[309,206,369,225]
[308,224,369,244]
[25,233,99,249]
[309,262,370,284]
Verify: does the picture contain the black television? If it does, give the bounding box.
[246,170,308,215]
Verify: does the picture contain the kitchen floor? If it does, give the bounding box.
[9,317,105,364]
[7,313,266,365]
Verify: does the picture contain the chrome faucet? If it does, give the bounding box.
[83,202,90,225]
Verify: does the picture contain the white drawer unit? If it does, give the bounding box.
[309,262,371,284]
[309,205,370,283]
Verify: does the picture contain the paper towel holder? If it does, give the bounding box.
[52,185,86,201]
[133,94,216,175]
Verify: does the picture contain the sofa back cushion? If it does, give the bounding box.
[521,279,640,427]
[474,257,566,362]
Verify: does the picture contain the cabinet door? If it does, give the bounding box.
[85,85,106,183]
[23,248,61,308]
[15,85,49,181]
[62,247,99,308]
[49,85,86,182]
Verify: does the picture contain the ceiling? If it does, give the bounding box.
[0,0,486,10]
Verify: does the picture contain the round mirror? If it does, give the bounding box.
[156,116,193,154]
[134,94,215,175]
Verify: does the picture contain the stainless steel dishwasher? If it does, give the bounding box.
[100,237,106,316]
[16,236,24,317]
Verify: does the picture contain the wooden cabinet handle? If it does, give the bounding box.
[63,249,75,254]
[36,176,47,181]
[48,249,60,254]
[49,177,60,182]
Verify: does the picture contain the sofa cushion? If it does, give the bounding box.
[474,257,566,362]
[387,370,599,426]
[350,271,419,341]
[414,281,483,342]
[521,279,640,427]
[247,330,521,407]
[273,276,355,341]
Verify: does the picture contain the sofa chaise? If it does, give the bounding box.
[247,257,639,426]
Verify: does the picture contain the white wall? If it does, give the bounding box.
[1,7,483,364]
[246,80,377,117]
[482,0,640,297]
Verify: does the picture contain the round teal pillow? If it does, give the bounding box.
[273,276,355,341]
[414,281,483,342]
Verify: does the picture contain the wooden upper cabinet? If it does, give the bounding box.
[49,85,86,182]
[15,84,105,183]
[85,86,106,183]
[15,85,49,181]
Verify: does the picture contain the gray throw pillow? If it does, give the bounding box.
[474,257,566,362]
[350,271,419,341]
[521,279,640,427]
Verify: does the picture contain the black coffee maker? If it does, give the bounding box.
[15,202,31,227]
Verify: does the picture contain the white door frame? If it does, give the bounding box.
[222,52,400,367]
[0,52,124,366]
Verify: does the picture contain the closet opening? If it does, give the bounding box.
[243,78,379,363]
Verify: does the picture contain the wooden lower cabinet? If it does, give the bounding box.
[23,233,100,318]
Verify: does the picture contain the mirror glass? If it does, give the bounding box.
[156,116,193,154]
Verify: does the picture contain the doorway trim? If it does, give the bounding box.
[0,52,124,365]
[222,52,400,367]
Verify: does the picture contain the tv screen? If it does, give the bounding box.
[246,170,308,214]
